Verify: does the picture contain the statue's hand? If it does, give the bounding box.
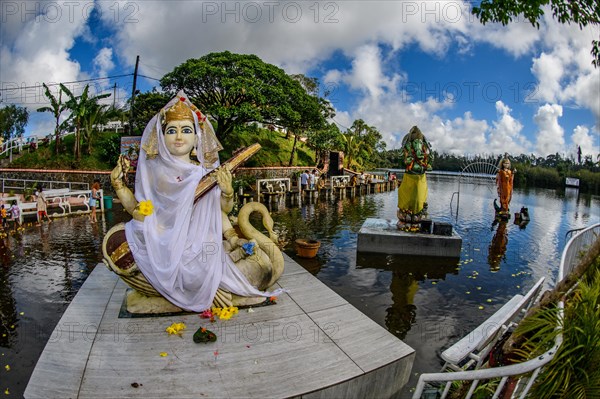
[111,155,130,184]
[215,165,234,196]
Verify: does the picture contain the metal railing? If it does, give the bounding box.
[412,223,600,399]
[1,178,89,194]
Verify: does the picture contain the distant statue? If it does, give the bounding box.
[495,154,516,218]
[397,126,433,231]
[103,91,285,314]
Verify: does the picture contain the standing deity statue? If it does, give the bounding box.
[103,91,285,314]
[495,153,516,218]
[397,126,433,231]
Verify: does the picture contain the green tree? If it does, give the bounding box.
[307,122,343,169]
[161,51,313,141]
[473,0,600,67]
[37,83,69,155]
[285,74,328,166]
[128,90,170,134]
[0,104,29,142]
[342,119,386,169]
[61,84,110,160]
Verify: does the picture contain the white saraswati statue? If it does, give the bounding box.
[103,91,285,313]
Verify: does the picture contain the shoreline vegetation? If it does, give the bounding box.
[2,128,599,195]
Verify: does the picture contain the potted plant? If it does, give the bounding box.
[295,238,321,258]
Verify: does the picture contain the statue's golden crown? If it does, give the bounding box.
[163,98,195,125]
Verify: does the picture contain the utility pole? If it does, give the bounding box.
[129,55,140,134]
[113,83,117,108]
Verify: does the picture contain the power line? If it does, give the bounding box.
[138,61,170,74]
[0,74,133,92]
[137,74,161,82]
[331,117,350,131]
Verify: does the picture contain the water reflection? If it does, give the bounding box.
[356,254,459,339]
[488,219,508,272]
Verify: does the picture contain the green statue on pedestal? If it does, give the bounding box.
[397,126,433,231]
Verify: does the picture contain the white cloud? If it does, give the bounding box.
[0,1,89,112]
[571,125,598,159]
[534,104,565,155]
[471,17,541,57]
[531,53,563,103]
[487,101,531,155]
[93,48,115,78]
[96,1,472,75]
[528,12,600,124]
[329,44,403,99]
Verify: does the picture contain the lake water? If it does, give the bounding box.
[1,175,598,398]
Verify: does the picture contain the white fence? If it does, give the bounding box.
[0,188,103,223]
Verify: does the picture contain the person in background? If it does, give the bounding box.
[308,169,315,190]
[311,169,319,190]
[89,180,102,223]
[1,205,7,230]
[300,170,309,192]
[9,200,21,232]
[36,185,51,226]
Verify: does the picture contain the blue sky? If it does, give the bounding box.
[1,1,598,159]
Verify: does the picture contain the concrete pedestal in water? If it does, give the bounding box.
[357,218,462,257]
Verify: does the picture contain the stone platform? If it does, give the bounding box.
[357,218,462,257]
[25,254,414,398]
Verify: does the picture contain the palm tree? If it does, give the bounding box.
[82,102,109,155]
[341,131,363,169]
[36,83,68,155]
[61,84,110,160]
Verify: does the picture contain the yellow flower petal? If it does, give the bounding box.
[431,281,437,285]
[159,352,168,357]
[466,291,471,294]
[4,365,9,371]
[5,388,9,395]
[487,299,492,303]
[478,306,484,310]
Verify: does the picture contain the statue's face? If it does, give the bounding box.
[164,120,196,160]
[502,160,510,169]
